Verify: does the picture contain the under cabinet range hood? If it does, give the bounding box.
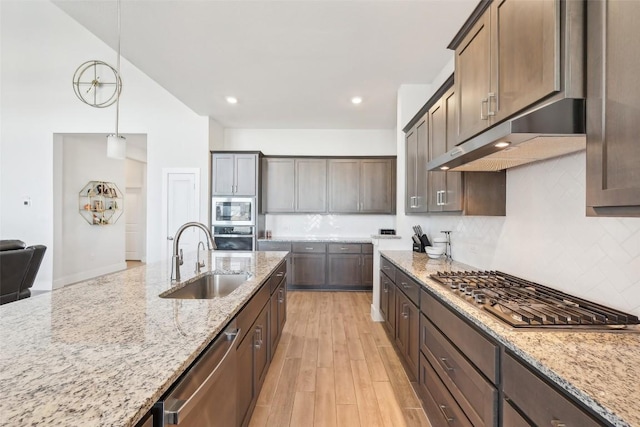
[427,98,586,172]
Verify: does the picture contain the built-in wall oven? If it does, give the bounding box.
[211,197,256,250]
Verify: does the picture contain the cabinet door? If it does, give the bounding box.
[360,159,394,213]
[405,300,420,381]
[269,291,279,359]
[362,254,373,287]
[277,283,287,337]
[328,254,362,287]
[444,87,464,212]
[328,159,360,213]
[586,0,640,215]
[405,127,418,213]
[415,118,429,212]
[291,254,326,287]
[428,98,447,212]
[296,159,327,212]
[455,11,492,143]
[253,304,270,394]
[263,158,295,212]
[395,290,408,356]
[234,154,257,196]
[212,153,235,195]
[387,280,396,335]
[237,332,254,427]
[379,271,390,321]
[491,0,560,123]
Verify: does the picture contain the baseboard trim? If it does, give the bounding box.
[370,304,384,322]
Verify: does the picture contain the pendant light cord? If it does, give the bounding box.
[115,0,121,138]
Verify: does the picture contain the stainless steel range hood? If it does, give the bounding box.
[427,98,586,172]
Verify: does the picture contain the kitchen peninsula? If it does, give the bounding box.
[0,251,288,427]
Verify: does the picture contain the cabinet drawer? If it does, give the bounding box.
[268,261,287,294]
[236,283,270,347]
[258,241,292,252]
[395,270,420,306]
[292,242,326,253]
[503,399,533,427]
[380,256,396,282]
[503,353,602,427]
[328,243,361,254]
[419,353,472,427]
[420,314,497,427]
[362,243,373,254]
[421,290,498,383]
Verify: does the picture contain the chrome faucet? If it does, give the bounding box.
[196,241,206,273]
[172,222,216,281]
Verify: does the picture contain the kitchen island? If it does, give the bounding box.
[381,250,640,427]
[0,250,288,427]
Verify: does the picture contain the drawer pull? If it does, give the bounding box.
[438,404,454,423]
[439,357,455,372]
[402,304,409,319]
[383,266,390,270]
[340,247,348,250]
[278,288,285,303]
[305,247,314,250]
[254,326,263,350]
[402,282,410,289]
[276,272,284,277]
[551,421,566,427]
[383,284,389,293]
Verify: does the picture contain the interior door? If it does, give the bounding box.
[166,172,199,258]
[125,188,142,260]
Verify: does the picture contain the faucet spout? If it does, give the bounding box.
[172,222,216,281]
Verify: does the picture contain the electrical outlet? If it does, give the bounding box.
[23,197,31,207]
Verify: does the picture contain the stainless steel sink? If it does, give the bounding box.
[161,273,250,299]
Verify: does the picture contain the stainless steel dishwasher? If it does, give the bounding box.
[142,321,240,427]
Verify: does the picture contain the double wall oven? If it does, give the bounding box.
[211,197,256,251]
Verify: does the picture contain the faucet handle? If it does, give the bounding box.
[179,248,184,266]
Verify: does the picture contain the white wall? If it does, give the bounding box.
[224,129,396,156]
[1,1,209,291]
[56,135,126,287]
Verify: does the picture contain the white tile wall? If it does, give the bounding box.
[420,151,640,316]
[266,214,395,237]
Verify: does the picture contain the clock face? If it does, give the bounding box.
[72,60,122,108]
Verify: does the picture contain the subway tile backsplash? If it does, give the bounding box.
[265,214,395,238]
[422,151,640,316]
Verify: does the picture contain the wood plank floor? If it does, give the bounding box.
[249,291,431,427]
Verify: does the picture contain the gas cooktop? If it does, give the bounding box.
[430,270,640,330]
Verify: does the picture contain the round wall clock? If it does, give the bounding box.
[72,60,122,108]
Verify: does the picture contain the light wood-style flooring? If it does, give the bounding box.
[249,291,431,427]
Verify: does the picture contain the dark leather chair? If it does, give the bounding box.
[0,240,47,305]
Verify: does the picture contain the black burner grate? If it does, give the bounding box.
[430,271,640,329]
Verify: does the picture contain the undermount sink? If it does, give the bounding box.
[161,273,251,299]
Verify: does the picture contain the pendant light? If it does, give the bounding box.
[107,0,126,159]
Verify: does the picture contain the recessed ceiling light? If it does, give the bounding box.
[440,166,450,171]
[226,96,238,104]
[495,141,511,148]
[351,96,363,105]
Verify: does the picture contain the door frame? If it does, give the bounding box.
[161,168,201,259]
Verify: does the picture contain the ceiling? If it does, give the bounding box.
[54,0,477,129]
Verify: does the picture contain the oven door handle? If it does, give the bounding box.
[213,234,255,238]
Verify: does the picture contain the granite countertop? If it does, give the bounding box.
[380,250,640,427]
[0,250,288,427]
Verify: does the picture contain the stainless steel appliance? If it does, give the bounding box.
[430,271,640,330]
[212,226,255,251]
[141,321,240,426]
[212,197,255,226]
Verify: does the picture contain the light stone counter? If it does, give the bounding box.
[380,250,640,427]
[0,251,288,427]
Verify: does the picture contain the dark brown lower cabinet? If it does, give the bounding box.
[419,353,472,427]
[502,352,603,427]
[291,253,326,287]
[237,263,287,427]
[394,286,419,381]
[362,254,373,286]
[502,399,532,427]
[269,279,287,359]
[328,254,362,286]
